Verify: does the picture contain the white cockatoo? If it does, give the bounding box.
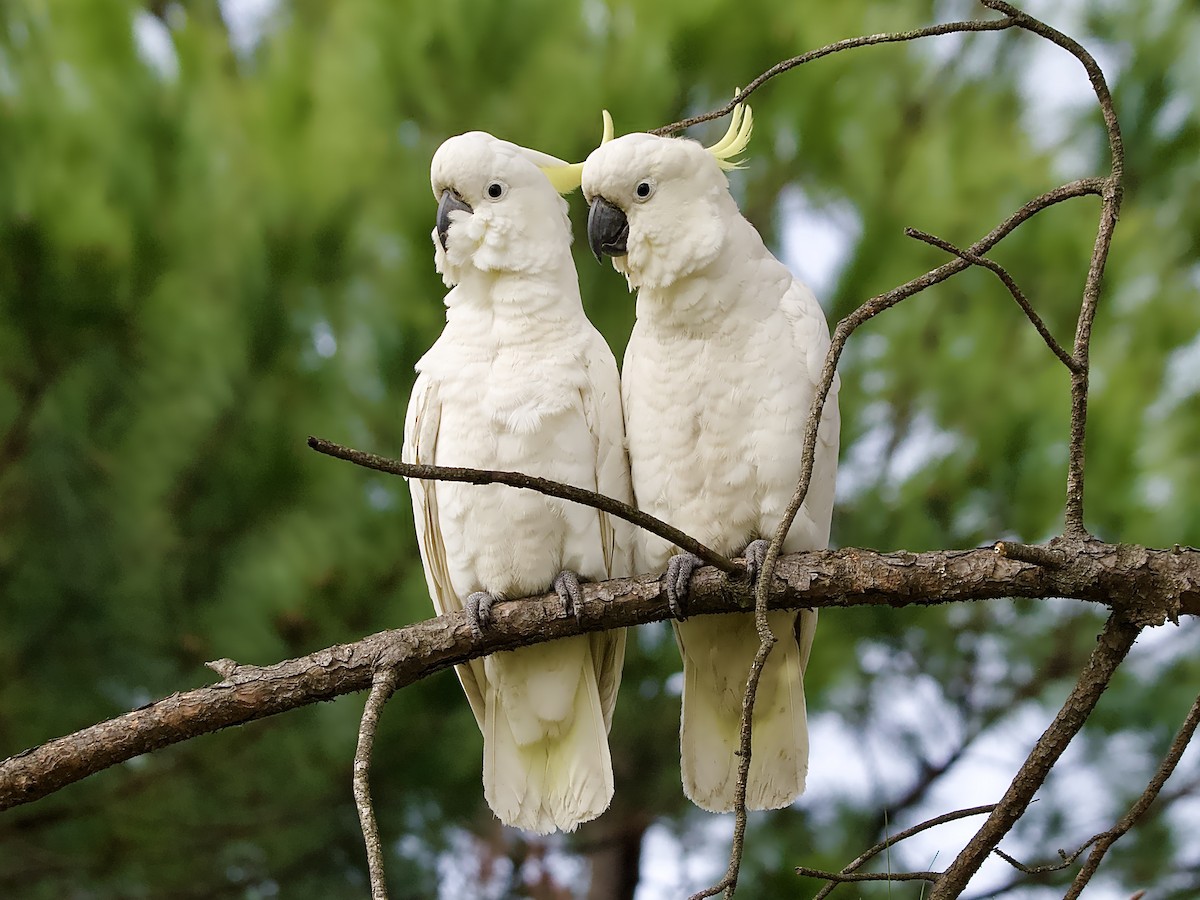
[581,105,839,813]
[403,127,632,833]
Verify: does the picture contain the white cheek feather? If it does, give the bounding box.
[432,227,454,286]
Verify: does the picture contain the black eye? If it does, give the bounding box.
[635,181,653,199]
[486,182,505,199]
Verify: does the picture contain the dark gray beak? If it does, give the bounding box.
[436,189,472,250]
[587,196,629,263]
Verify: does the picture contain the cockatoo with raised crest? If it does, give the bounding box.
[403,124,631,833]
[582,104,839,812]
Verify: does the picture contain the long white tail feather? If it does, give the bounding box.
[482,639,613,833]
[678,610,808,812]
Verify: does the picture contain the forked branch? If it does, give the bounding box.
[1063,690,1200,898]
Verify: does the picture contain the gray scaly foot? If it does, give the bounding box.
[465,590,500,640]
[665,553,703,620]
[553,569,585,624]
[742,539,770,588]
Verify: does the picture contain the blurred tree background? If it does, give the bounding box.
[1,0,1198,897]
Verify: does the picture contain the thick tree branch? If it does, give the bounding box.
[2,540,1195,813]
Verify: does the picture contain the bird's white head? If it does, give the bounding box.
[429,132,577,286]
[582,103,752,291]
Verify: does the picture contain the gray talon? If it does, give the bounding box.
[554,570,584,623]
[664,553,702,620]
[743,539,770,587]
[466,590,498,639]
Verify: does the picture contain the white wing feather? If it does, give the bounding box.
[403,372,488,728]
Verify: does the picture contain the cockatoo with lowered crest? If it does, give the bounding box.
[403,125,631,833]
[581,104,840,813]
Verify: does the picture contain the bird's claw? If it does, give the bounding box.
[665,553,702,620]
[554,570,585,624]
[743,539,770,587]
[466,591,498,639]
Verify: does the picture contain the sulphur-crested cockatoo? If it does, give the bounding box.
[403,127,631,833]
[581,104,839,812]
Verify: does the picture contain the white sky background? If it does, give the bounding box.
[130,3,1191,898]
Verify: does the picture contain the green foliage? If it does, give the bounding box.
[2,0,1198,897]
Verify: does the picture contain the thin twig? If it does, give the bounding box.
[994,541,1067,568]
[689,873,734,900]
[993,844,1088,875]
[905,228,1079,372]
[1064,691,1200,898]
[810,805,997,900]
[651,16,1019,135]
[795,867,940,884]
[355,667,398,900]
[928,614,1142,898]
[306,436,738,575]
[685,633,778,900]
[978,0,1125,537]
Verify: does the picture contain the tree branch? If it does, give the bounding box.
[306,436,738,575]
[928,613,1143,898]
[808,805,997,900]
[651,15,1020,135]
[905,228,1079,373]
[975,0,1125,538]
[2,540,1195,813]
[794,867,939,884]
[355,667,398,900]
[1063,690,1200,898]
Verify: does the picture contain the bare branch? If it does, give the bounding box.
[685,630,778,899]
[651,16,1019,135]
[1063,691,1200,898]
[795,867,939,884]
[905,228,1079,372]
[992,844,1088,875]
[810,805,997,900]
[994,541,1067,568]
[4,540,1193,812]
[307,436,739,575]
[688,873,734,900]
[973,1,1125,537]
[979,0,1124,172]
[355,668,398,900]
[928,613,1143,898]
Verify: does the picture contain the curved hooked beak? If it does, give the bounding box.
[436,189,472,251]
[586,196,629,263]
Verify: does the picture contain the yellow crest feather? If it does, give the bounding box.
[538,110,616,194]
[539,162,584,194]
[706,92,753,171]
